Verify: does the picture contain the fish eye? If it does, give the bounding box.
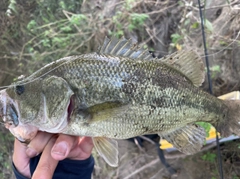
[16,85,25,95]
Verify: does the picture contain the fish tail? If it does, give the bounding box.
[218,100,240,137]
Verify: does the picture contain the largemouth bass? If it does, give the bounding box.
[0,37,240,167]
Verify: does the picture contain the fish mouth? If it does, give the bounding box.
[0,89,37,143]
[0,90,19,129]
[5,103,19,128]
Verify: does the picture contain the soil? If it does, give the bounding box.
[92,138,240,179]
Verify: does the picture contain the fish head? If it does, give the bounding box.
[0,79,42,142]
[0,76,74,142]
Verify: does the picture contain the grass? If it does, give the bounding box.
[0,128,15,179]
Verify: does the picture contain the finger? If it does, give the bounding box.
[67,137,94,160]
[13,139,29,162]
[32,136,58,179]
[51,134,77,160]
[12,139,31,178]
[26,131,53,157]
[79,137,94,156]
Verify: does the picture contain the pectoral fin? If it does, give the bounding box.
[92,137,119,167]
[161,124,206,154]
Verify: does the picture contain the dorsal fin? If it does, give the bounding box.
[99,37,204,86]
[161,50,205,87]
[99,37,153,60]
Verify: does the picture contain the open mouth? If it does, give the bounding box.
[0,90,19,128]
[8,104,19,126]
[3,103,19,129]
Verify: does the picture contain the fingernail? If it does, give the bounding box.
[52,142,68,156]
[26,147,38,157]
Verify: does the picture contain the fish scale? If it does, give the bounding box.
[39,56,226,135]
[1,37,240,167]
[61,56,223,135]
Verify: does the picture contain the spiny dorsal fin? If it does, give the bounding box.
[160,124,206,155]
[161,50,205,87]
[99,37,153,60]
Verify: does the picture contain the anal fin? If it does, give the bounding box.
[161,124,206,155]
[92,137,119,167]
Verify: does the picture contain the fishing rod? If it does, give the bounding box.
[197,0,224,178]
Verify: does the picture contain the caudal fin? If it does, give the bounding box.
[219,100,240,137]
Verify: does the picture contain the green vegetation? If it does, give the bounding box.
[0,0,153,78]
[0,129,14,179]
[111,12,148,37]
[201,151,216,162]
[196,122,212,137]
[210,65,221,79]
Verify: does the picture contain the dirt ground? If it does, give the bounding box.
[92,138,240,179]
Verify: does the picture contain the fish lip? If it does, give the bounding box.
[0,89,19,128]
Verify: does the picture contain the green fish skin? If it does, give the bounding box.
[1,37,240,167]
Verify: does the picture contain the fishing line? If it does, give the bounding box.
[197,1,224,179]
[0,56,78,90]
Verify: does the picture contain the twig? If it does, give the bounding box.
[19,32,45,61]
[123,158,160,179]
[201,30,240,58]
[146,3,178,15]
[139,135,156,145]
[0,70,17,77]
[62,10,81,32]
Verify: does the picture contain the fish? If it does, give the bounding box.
[0,37,240,167]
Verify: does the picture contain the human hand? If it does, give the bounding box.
[12,132,94,179]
